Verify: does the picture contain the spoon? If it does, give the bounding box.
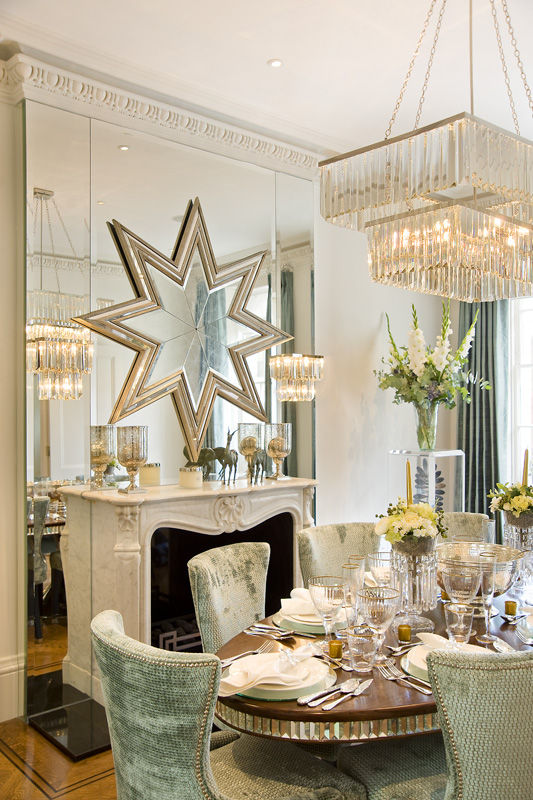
[322,678,374,710]
[306,678,360,707]
[500,614,526,625]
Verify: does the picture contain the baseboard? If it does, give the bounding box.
[0,653,25,722]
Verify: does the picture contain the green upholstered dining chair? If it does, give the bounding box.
[337,649,533,800]
[188,541,270,653]
[91,609,366,800]
[441,512,489,542]
[297,523,379,588]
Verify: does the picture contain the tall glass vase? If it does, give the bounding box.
[503,511,533,606]
[413,402,439,450]
[391,536,438,634]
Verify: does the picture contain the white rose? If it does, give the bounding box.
[375,517,390,536]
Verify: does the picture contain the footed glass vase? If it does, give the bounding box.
[391,536,438,634]
[503,511,533,606]
[413,402,439,450]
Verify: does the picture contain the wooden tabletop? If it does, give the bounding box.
[215,596,531,743]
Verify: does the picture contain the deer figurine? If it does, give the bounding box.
[214,428,238,485]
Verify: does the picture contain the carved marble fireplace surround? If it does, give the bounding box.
[61,478,316,704]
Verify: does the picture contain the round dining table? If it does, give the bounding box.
[215,597,532,744]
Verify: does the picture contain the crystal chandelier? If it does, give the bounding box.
[26,188,93,400]
[269,354,324,401]
[320,0,533,302]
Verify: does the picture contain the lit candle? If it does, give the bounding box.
[328,640,343,659]
[523,449,529,487]
[505,600,518,616]
[398,624,411,643]
[406,461,413,506]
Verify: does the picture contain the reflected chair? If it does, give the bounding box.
[91,609,366,800]
[338,649,533,799]
[188,541,270,653]
[442,512,489,542]
[297,523,378,587]
[28,496,50,641]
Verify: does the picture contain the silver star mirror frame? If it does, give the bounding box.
[75,197,291,462]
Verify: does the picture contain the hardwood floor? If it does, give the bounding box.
[0,719,116,799]
[27,621,68,677]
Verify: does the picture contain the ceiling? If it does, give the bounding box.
[1,0,533,154]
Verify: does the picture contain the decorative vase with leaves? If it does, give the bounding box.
[376,303,489,450]
[375,498,447,633]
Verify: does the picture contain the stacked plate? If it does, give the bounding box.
[400,633,490,682]
[220,653,335,700]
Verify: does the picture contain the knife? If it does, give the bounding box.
[321,678,373,710]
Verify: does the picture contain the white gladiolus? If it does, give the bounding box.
[408,327,427,377]
[432,335,451,372]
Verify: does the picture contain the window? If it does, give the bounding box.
[511,299,533,481]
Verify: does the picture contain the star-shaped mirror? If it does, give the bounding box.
[75,198,290,461]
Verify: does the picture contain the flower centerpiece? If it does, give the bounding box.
[488,453,533,530]
[375,498,446,555]
[376,302,489,450]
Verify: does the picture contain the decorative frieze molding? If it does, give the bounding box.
[0,54,319,177]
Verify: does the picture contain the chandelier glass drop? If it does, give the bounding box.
[269,353,324,401]
[26,189,93,400]
[320,0,533,302]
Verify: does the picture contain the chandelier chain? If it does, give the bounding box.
[499,0,533,120]
[384,0,439,139]
[489,0,520,135]
[414,0,448,129]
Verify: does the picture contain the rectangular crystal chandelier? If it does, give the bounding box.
[320,113,533,301]
[269,353,324,401]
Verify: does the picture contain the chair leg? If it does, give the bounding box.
[50,568,64,620]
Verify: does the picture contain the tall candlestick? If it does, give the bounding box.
[523,449,529,486]
[406,461,413,506]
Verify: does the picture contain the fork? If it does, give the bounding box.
[385,660,432,688]
[377,663,433,694]
[220,641,276,668]
[515,627,533,646]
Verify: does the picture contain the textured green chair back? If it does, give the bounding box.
[188,541,270,653]
[32,496,50,584]
[91,609,224,800]
[297,523,378,587]
[427,649,533,800]
[442,512,488,542]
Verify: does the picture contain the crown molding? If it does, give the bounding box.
[0,53,320,178]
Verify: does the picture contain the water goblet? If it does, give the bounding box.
[367,552,392,586]
[117,426,148,494]
[308,576,346,644]
[341,562,365,627]
[441,567,482,604]
[357,586,400,662]
[476,553,497,644]
[265,423,292,480]
[90,425,116,489]
[445,603,475,646]
[348,554,366,568]
[345,625,380,672]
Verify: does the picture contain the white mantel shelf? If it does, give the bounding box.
[60,478,316,702]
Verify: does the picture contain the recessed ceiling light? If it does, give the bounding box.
[118,144,129,151]
[96,200,105,205]
[267,58,283,68]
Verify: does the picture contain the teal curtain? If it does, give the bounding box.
[281,270,298,477]
[457,301,510,541]
[264,274,273,424]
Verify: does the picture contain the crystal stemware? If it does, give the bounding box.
[357,586,400,662]
[117,426,148,494]
[341,562,365,628]
[476,553,497,644]
[441,567,482,605]
[265,423,292,480]
[308,576,346,643]
[367,552,392,586]
[90,425,116,489]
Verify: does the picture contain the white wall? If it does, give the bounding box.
[314,184,456,524]
[0,98,25,722]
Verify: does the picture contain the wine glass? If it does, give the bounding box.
[367,552,392,586]
[90,425,116,489]
[357,586,400,662]
[476,553,497,644]
[117,426,148,494]
[308,576,346,644]
[441,567,482,604]
[265,423,292,480]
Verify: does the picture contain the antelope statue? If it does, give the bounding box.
[214,429,238,485]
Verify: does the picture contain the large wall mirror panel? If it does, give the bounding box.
[24,99,315,754]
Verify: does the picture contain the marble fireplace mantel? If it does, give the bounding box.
[60,478,316,702]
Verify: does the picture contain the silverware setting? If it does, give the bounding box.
[492,638,516,653]
[377,663,433,694]
[515,626,533,646]
[322,678,374,710]
[386,641,421,656]
[316,652,354,672]
[247,623,317,639]
[305,678,360,707]
[220,640,276,668]
[500,613,527,625]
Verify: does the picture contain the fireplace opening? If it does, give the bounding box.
[151,512,294,652]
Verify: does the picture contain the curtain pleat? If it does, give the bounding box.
[280,270,297,477]
[457,301,510,541]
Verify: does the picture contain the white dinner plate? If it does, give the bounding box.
[401,641,489,682]
[272,610,325,634]
[223,655,335,701]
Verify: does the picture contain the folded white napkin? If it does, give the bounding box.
[219,645,315,697]
[416,633,452,650]
[280,588,321,620]
[363,571,377,587]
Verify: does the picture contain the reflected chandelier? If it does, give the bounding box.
[320,0,533,302]
[269,353,324,401]
[26,188,93,400]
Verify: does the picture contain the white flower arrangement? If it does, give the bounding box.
[375,499,446,545]
[488,483,533,518]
